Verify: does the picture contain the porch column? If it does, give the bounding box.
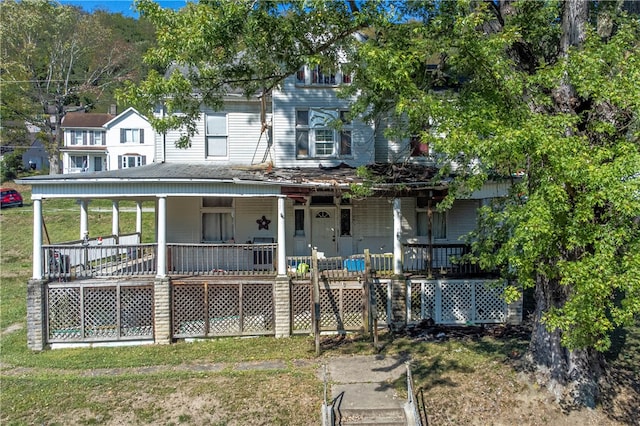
[135,201,143,236]
[29,197,47,350]
[156,195,167,277]
[79,200,88,240]
[112,200,120,238]
[392,198,403,275]
[32,198,43,280]
[277,196,286,275]
[274,196,291,338]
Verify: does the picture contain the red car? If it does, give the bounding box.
[1,188,23,208]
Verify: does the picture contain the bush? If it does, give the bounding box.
[1,151,24,182]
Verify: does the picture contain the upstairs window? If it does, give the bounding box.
[90,131,104,146]
[296,65,352,86]
[410,135,429,157]
[119,155,146,168]
[296,109,353,159]
[121,129,144,144]
[71,130,84,145]
[205,113,228,157]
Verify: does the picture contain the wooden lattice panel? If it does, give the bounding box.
[241,284,274,333]
[173,284,206,337]
[84,287,118,338]
[292,283,312,332]
[319,288,341,329]
[208,284,240,335]
[120,286,154,337]
[440,281,473,323]
[341,289,363,329]
[371,281,389,323]
[474,282,507,322]
[48,287,81,340]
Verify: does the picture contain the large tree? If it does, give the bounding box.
[126,0,640,408]
[0,0,153,173]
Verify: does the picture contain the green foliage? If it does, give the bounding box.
[1,151,24,182]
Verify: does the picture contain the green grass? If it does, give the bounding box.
[2,182,638,425]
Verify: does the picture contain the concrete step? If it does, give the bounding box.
[336,407,406,425]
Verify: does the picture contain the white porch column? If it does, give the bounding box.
[32,198,43,280]
[156,196,167,277]
[277,196,287,275]
[112,200,120,237]
[393,198,403,275]
[79,200,88,240]
[136,201,143,236]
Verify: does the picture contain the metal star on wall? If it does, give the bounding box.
[257,215,271,230]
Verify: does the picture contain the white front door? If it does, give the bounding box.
[311,208,337,257]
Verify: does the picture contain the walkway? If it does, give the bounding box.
[323,354,411,425]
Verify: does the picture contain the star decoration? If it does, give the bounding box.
[257,215,271,230]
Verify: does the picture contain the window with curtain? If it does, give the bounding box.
[417,211,446,239]
[202,212,233,242]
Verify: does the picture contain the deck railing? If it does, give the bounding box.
[42,239,484,281]
[402,243,480,276]
[167,243,277,276]
[43,243,157,280]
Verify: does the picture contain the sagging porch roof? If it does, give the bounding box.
[19,161,444,193]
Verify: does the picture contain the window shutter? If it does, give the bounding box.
[141,156,146,165]
[82,131,87,145]
[120,129,125,143]
[118,155,122,169]
[140,129,144,144]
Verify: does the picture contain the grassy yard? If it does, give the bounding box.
[1,182,638,425]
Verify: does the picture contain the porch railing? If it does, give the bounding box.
[167,243,277,276]
[402,243,480,276]
[43,243,157,280]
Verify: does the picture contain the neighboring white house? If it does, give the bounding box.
[60,107,153,173]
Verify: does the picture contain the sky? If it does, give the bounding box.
[57,0,189,18]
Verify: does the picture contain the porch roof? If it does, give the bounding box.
[18,161,446,198]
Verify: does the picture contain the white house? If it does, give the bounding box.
[19,66,521,351]
[60,107,154,173]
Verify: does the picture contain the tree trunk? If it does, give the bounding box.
[529,274,604,409]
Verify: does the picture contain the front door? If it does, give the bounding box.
[311,208,337,257]
[94,156,102,172]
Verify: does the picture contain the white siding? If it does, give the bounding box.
[272,75,375,168]
[161,100,270,166]
[352,198,394,254]
[234,198,277,244]
[166,197,201,243]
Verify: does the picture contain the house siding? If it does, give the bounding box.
[272,75,375,168]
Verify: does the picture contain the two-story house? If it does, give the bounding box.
[19,67,520,351]
[60,107,154,173]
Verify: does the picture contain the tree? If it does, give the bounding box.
[126,0,640,407]
[0,0,152,173]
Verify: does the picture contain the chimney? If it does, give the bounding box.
[109,104,117,115]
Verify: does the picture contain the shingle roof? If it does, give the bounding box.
[61,112,115,128]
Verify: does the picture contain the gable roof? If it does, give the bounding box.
[61,112,115,128]
[103,107,151,129]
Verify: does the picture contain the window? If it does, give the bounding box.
[296,110,309,156]
[417,210,446,239]
[205,113,228,157]
[296,65,352,86]
[296,109,353,158]
[71,131,84,145]
[410,135,429,157]
[90,131,104,145]
[340,208,351,236]
[70,155,88,171]
[119,155,146,169]
[121,129,144,144]
[202,213,233,242]
[294,209,305,236]
[202,197,233,242]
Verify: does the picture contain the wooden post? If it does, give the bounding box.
[427,196,433,279]
[312,248,321,356]
[363,249,371,335]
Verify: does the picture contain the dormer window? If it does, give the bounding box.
[295,65,352,86]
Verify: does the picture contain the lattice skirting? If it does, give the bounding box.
[407,279,507,324]
[46,282,154,343]
[172,282,275,338]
